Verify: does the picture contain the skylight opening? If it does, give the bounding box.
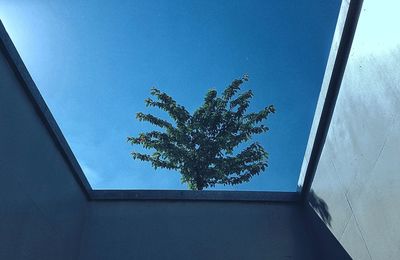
[0,0,342,192]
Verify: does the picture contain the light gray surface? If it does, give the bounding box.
[310,0,400,259]
[0,39,89,259]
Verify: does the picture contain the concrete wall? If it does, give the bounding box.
[80,200,349,260]
[310,0,400,259]
[0,37,89,259]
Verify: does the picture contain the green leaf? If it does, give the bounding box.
[128,75,275,190]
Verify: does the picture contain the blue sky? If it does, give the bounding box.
[0,0,340,191]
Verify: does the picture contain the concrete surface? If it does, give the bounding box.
[310,0,400,259]
[80,200,351,260]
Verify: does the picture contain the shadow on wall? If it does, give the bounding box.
[308,190,332,227]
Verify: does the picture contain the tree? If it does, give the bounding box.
[128,75,275,190]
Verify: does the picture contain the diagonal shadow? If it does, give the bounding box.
[308,189,332,227]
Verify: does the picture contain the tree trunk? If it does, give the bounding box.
[194,175,204,191]
[196,183,204,191]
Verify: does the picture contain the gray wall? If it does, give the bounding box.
[80,200,348,260]
[310,0,400,259]
[0,39,89,259]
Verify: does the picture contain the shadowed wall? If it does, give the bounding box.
[0,30,89,259]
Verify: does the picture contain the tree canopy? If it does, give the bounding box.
[128,75,275,190]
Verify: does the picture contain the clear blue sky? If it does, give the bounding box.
[0,0,340,191]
